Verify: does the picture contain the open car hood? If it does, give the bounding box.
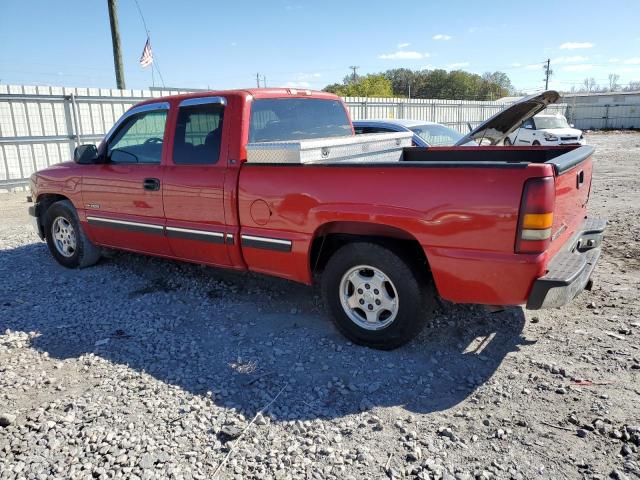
[454,90,560,146]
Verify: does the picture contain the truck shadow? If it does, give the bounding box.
[2,243,531,421]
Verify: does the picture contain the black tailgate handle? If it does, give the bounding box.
[577,170,585,188]
[143,178,160,191]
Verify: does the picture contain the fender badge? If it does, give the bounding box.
[86,203,100,209]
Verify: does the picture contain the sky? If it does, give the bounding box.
[1,0,639,94]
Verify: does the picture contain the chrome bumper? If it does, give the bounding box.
[526,218,606,310]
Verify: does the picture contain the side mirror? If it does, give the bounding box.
[73,144,99,164]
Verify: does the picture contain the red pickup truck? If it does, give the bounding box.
[28,89,605,349]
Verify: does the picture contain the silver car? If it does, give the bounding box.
[353,119,468,147]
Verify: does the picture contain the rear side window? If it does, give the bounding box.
[359,126,395,134]
[249,98,351,142]
[173,104,224,164]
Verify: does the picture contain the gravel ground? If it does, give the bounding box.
[1,132,639,480]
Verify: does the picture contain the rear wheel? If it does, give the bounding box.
[44,200,101,268]
[321,242,435,349]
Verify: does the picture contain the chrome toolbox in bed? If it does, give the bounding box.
[245,132,413,164]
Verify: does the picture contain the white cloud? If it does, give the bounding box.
[609,57,621,63]
[229,42,237,47]
[421,64,433,70]
[468,27,478,33]
[447,62,470,69]
[511,62,522,67]
[378,51,429,60]
[294,72,321,80]
[559,42,594,50]
[554,55,589,64]
[623,57,640,65]
[397,42,410,49]
[616,66,640,73]
[563,64,594,72]
[433,34,452,41]
[524,63,541,70]
[284,81,311,88]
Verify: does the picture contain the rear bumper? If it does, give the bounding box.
[526,218,606,309]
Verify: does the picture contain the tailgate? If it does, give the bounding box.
[547,146,594,255]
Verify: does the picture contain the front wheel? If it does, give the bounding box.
[532,140,541,146]
[43,200,101,268]
[321,242,435,350]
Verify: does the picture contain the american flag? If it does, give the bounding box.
[139,38,153,68]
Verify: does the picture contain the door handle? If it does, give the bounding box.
[143,178,160,191]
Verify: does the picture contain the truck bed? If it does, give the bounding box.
[402,145,593,174]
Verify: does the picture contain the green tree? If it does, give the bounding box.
[324,68,513,100]
[323,74,393,97]
[382,68,416,97]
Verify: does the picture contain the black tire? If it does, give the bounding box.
[43,200,101,268]
[321,242,435,350]
[532,140,541,146]
[504,137,512,146]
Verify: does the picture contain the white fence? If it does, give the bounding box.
[0,84,571,188]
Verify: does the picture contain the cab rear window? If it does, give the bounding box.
[249,98,352,142]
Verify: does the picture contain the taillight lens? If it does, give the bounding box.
[516,177,555,253]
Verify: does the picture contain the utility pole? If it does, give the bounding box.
[349,65,359,83]
[262,75,267,88]
[107,0,126,89]
[256,73,261,88]
[543,58,552,90]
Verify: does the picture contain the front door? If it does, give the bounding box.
[82,103,171,256]
[162,97,231,266]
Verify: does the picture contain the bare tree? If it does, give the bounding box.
[608,73,621,92]
[582,77,597,93]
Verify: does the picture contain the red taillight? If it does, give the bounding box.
[516,177,555,253]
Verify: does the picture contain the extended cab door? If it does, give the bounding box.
[162,97,232,266]
[82,102,171,255]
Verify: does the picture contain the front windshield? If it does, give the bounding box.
[534,116,570,129]
[409,124,465,146]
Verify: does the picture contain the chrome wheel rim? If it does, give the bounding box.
[339,265,399,330]
[52,216,77,258]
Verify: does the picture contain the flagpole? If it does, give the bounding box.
[134,0,166,88]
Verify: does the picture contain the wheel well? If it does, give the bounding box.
[36,194,70,237]
[309,222,430,278]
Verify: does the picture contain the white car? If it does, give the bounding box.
[504,114,584,146]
